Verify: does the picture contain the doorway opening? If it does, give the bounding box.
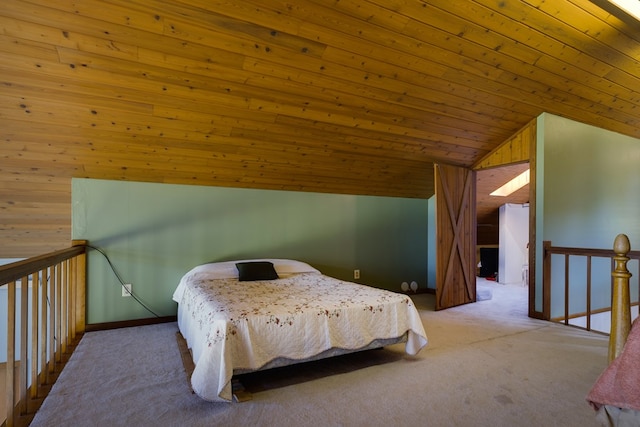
[475,163,530,312]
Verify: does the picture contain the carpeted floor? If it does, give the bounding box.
[31,282,609,427]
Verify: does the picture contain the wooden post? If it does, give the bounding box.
[72,240,87,335]
[542,241,552,320]
[609,234,632,363]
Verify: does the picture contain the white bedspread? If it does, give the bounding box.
[173,263,428,402]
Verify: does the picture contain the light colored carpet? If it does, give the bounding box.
[31,282,608,427]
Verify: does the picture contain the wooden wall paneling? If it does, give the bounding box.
[473,119,535,170]
[1,0,640,256]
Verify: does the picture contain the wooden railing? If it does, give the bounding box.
[1,241,86,427]
[543,236,640,347]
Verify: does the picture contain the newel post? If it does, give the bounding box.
[609,234,632,363]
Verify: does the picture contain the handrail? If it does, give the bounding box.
[2,241,86,427]
[544,245,640,259]
[0,246,85,285]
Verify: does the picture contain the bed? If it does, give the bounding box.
[172,258,428,402]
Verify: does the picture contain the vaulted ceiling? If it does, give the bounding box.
[1,0,640,256]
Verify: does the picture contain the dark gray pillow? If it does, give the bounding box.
[236,261,279,281]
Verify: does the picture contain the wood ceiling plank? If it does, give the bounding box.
[363,0,640,133]
[151,0,306,40]
[0,102,228,142]
[0,14,139,63]
[316,0,411,32]
[2,0,247,70]
[471,0,640,101]
[4,129,432,187]
[20,145,426,189]
[408,0,614,77]
[0,34,60,62]
[246,97,483,146]
[0,83,153,116]
[73,160,430,198]
[530,0,640,64]
[228,126,479,164]
[3,31,490,150]
[244,58,536,129]
[245,1,530,131]
[272,115,490,162]
[398,2,640,108]
[0,219,70,227]
[288,1,640,136]
[66,0,166,34]
[0,118,358,162]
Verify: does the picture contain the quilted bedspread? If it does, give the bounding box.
[587,317,640,412]
[173,265,428,402]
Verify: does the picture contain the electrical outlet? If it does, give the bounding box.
[122,283,132,297]
[354,269,360,279]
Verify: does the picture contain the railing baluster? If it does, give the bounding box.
[31,270,40,400]
[6,281,16,427]
[55,262,62,364]
[48,265,55,376]
[19,275,29,415]
[60,260,68,355]
[564,254,570,325]
[69,257,76,339]
[586,256,592,332]
[543,241,552,320]
[40,267,49,386]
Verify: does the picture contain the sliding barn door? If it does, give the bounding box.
[435,164,476,310]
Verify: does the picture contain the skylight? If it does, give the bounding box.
[490,169,530,197]
[608,0,640,20]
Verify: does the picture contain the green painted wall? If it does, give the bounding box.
[72,178,428,324]
[539,113,640,317]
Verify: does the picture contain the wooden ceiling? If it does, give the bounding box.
[2,0,640,256]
